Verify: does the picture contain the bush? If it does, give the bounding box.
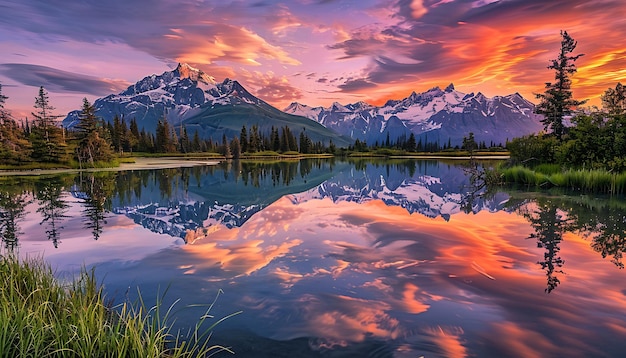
[507,134,558,166]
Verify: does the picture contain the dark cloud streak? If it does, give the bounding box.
[0,63,130,95]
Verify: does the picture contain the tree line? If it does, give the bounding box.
[0,85,339,167]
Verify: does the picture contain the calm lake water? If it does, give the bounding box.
[2,159,625,357]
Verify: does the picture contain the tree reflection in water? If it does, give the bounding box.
[35,177,70,248]
[508,194,626,293]
[0,186,30,252]
[76,173,114,240]
[517,199,574,293]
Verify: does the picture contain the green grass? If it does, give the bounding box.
[497,166,626,195]
[0,255,239,357]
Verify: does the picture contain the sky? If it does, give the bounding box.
[1,0,626,119]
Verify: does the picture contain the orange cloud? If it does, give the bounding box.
[164,23,300,67]
[422,326,467,358]
[184,236,302,277]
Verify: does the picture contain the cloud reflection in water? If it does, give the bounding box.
[174,195,626,356]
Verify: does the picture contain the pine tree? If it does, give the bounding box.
[111,115,125,153]
[129,118,140,152]
[191,130,201,152]
[271,126,280,151]
[462,132,478,154]
[179,125,190,153]
[121,118,137,153]
[535,31,586,140]
[230,136,241,159]
[30,86,67,163]
[407,133,417,152]
[221,134,231,157]
[74,98,113,166]
[155,118,176,153]
[249,125,260,153]
[240,125,249,153]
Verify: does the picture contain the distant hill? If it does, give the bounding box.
[62,63,351,146]
[284,84,543,147]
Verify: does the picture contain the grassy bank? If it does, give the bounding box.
[0,255,235,357]
[496,165,626,195]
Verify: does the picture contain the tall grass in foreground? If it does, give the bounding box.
[0,255,238,357]
[497,166,626,195]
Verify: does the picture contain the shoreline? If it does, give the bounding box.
[0,157,221,177]
[0,155,510,177]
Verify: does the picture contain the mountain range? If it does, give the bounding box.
[63,63,350,146]
[284,84,543,147]
[63,63,543,147]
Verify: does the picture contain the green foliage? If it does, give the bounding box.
[0,255,238,357]
[0,84,32,165]
[462,132,478,153]
[507,134,558,165]
[601,82,626,115]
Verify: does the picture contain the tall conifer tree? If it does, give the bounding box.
[535,31,585,140]
[30,86,67,162]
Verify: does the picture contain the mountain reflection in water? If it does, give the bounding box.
[2,159,625,357]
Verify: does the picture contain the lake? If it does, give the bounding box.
[1,158,625,357]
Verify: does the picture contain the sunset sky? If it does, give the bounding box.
[1,0,626,118]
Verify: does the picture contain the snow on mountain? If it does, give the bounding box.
[283,102,323,121]
[62,63,349,146]
[284,83,543,147]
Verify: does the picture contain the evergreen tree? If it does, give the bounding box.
[535,31,586,140]
[230,136,241,159]
[179,125,190,153]
[240,125,249,153]
[30,86,67,163]
[270,126,280,151]
[249,125,260,153]
[155,118,176,153]
[112,115,123,152]
[221,134,231,157]
[129,118,140,152]
[407,133,417,152]
[74,98,113,166]
[299,131,309,154]
[191,130,201,152]
[121,118,138,153]
[462,132,478,154]
[286,127,298,151]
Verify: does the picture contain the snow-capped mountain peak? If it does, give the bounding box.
[175,63,216,85]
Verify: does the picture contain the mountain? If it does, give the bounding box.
[284,84,543,147]
[62,63,350,146]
